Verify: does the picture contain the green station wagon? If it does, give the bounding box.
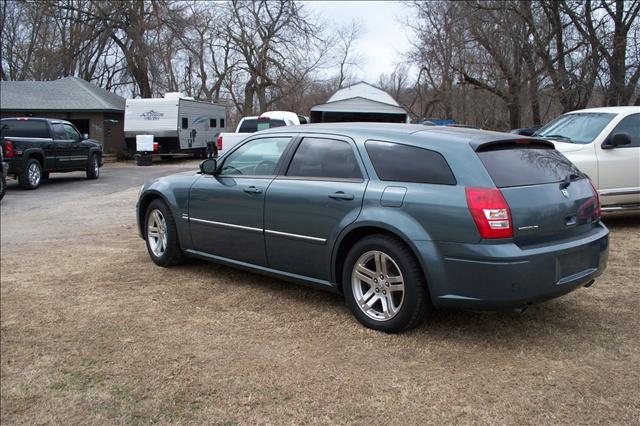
[137,123,609,332]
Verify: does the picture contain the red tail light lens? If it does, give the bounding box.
[588,179,601,219]
[216,135,223,151]
[3,140,15,158]
[465,187,513,239]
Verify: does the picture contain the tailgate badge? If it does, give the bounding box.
[561,188,569,198]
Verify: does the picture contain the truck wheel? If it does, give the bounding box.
[343,234,431,333]
[86,154,100,179]
[0,173,6,200]
[18,158,42,190]
[145,199,184,267]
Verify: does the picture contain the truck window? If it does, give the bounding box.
[51,123,67,140]
[209,118,217,128]
[0,119,51,138]
[181,118,188,129]
[238,119,258,133]
[609,114,639,147]
[63,123,82,141]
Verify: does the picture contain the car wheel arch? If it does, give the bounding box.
[331,223,431,295]
[138,192,173,237]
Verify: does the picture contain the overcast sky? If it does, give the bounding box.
[302,1,414,83]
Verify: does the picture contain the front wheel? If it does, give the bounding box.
[18,159,42,190]
[86,154,100,179]
[343,234,431,333]
[145,199,184,267]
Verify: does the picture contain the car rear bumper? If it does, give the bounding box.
[416,223,609,310]
[5,158,25,175]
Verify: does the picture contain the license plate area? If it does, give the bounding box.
[556,246,596,284]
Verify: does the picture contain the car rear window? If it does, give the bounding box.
[477,146,583,188]
[0,119,51,138]
[238,119,258,133]
[365,140,456,185]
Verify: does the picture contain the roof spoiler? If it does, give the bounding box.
[471,138,554,152]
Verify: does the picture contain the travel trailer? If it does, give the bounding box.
[124,93,226,157]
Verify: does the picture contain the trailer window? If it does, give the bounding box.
[181,118,188,129]
[209,118,217,128]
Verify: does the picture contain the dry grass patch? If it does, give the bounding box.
[1,188,639,424]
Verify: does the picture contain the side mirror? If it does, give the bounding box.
[82,133,89,140]
[200,158,217,175]
[602,132,631,149]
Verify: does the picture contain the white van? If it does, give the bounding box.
[124,93,226,157]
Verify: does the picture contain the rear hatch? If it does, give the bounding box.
[476,140,600,247]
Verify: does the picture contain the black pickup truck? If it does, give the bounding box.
[0,117,103,190]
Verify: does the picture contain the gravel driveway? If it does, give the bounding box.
[1,161,639,424]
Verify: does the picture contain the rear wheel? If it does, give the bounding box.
[18,158,42,190]
[145,199,184,266]
[343,234,431,333]
[86,154,100,179]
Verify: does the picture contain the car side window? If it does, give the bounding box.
[286,138,362,180]
[63,124,82,141]
[52,123,67,140]
[0,120,51,138]
[609,114,639,147]
[220,137,291,176]
[365,140,456,185]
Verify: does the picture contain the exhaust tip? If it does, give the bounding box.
[584,279,595,288]
[513,304,529,314]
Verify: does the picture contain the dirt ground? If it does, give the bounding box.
[1,163,639,425]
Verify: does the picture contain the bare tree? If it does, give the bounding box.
[563,0,640,106]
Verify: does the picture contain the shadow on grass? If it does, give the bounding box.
[178,257,604,345]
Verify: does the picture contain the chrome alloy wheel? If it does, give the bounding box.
[93,157,100,177]
[28,162,41,187]
[351,250,405,321]
[147,209,168,257]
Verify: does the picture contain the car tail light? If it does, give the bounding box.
[3,140,15,158]
[217,134,222,151]
[588,179,601,219]
[153,142,159,153]
[465,187,513,239]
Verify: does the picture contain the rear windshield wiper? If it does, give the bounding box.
[559,173,582,189]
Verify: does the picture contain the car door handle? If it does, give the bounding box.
[328,191,354,200]
[243,186,263,194]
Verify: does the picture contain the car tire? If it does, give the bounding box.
[18,158,42,190]
[343,234,431,333]
[0,173,6,200]
[145,199,184,267]
[86,154,100,179]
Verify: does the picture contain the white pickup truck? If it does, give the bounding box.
[534,106,639,212]
[215,111,308,156]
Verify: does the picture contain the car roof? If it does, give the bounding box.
[0,117,72,125]
[259,122,523,147]
[566,106,640,114]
